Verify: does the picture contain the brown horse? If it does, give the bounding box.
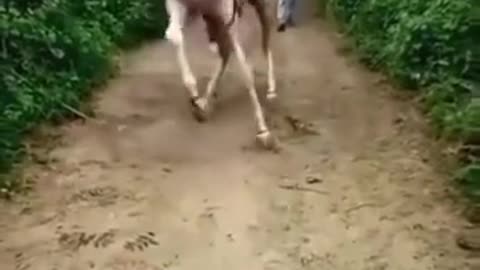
[165,0,277,148]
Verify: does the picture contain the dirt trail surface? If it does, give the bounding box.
[0,4,478,270]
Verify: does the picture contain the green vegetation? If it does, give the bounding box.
[325,0,480,203]
[0,0,168,195]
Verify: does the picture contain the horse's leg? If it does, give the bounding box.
[165,0,201,113]
[250,0,277,100]
[193,14,233,120]
[230,27,275,149]
[265,43,277,100]
[193,47,228,120]
[205,13,233,101]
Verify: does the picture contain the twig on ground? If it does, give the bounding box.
[61,102,92,120]
[345,203,377,214]
[60,102,105,125]
[277,183,329,195]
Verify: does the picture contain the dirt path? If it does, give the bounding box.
[0,4,478,270]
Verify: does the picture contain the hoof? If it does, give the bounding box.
[192,107,208,122]
[208,42,218,54]
[190,97,211,122]
[255,130,277,150]
[266,91,277,101]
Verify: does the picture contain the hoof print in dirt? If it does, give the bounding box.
[105,258,162,270]
[14,252,32,270]
[57,229,117,251]
[67,186,138,207]
[94,230,117,248]
[123,233,159,252]
[68,186,119,207]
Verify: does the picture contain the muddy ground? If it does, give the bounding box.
[0,3,478,270]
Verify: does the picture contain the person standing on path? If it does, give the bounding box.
[277,0,298,32]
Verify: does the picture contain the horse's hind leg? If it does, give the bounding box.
[250,0,277,100]
[230,26,275,149]
[193,14,233,120]
[265,46,277,100]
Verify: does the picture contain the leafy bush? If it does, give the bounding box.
[0,0,167,194]
[326,0,480,203]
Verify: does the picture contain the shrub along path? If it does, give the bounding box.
[0,4,477,270]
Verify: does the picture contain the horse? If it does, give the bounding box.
[164,0,278,148]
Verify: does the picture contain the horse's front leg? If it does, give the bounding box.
[165,0,203,117]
